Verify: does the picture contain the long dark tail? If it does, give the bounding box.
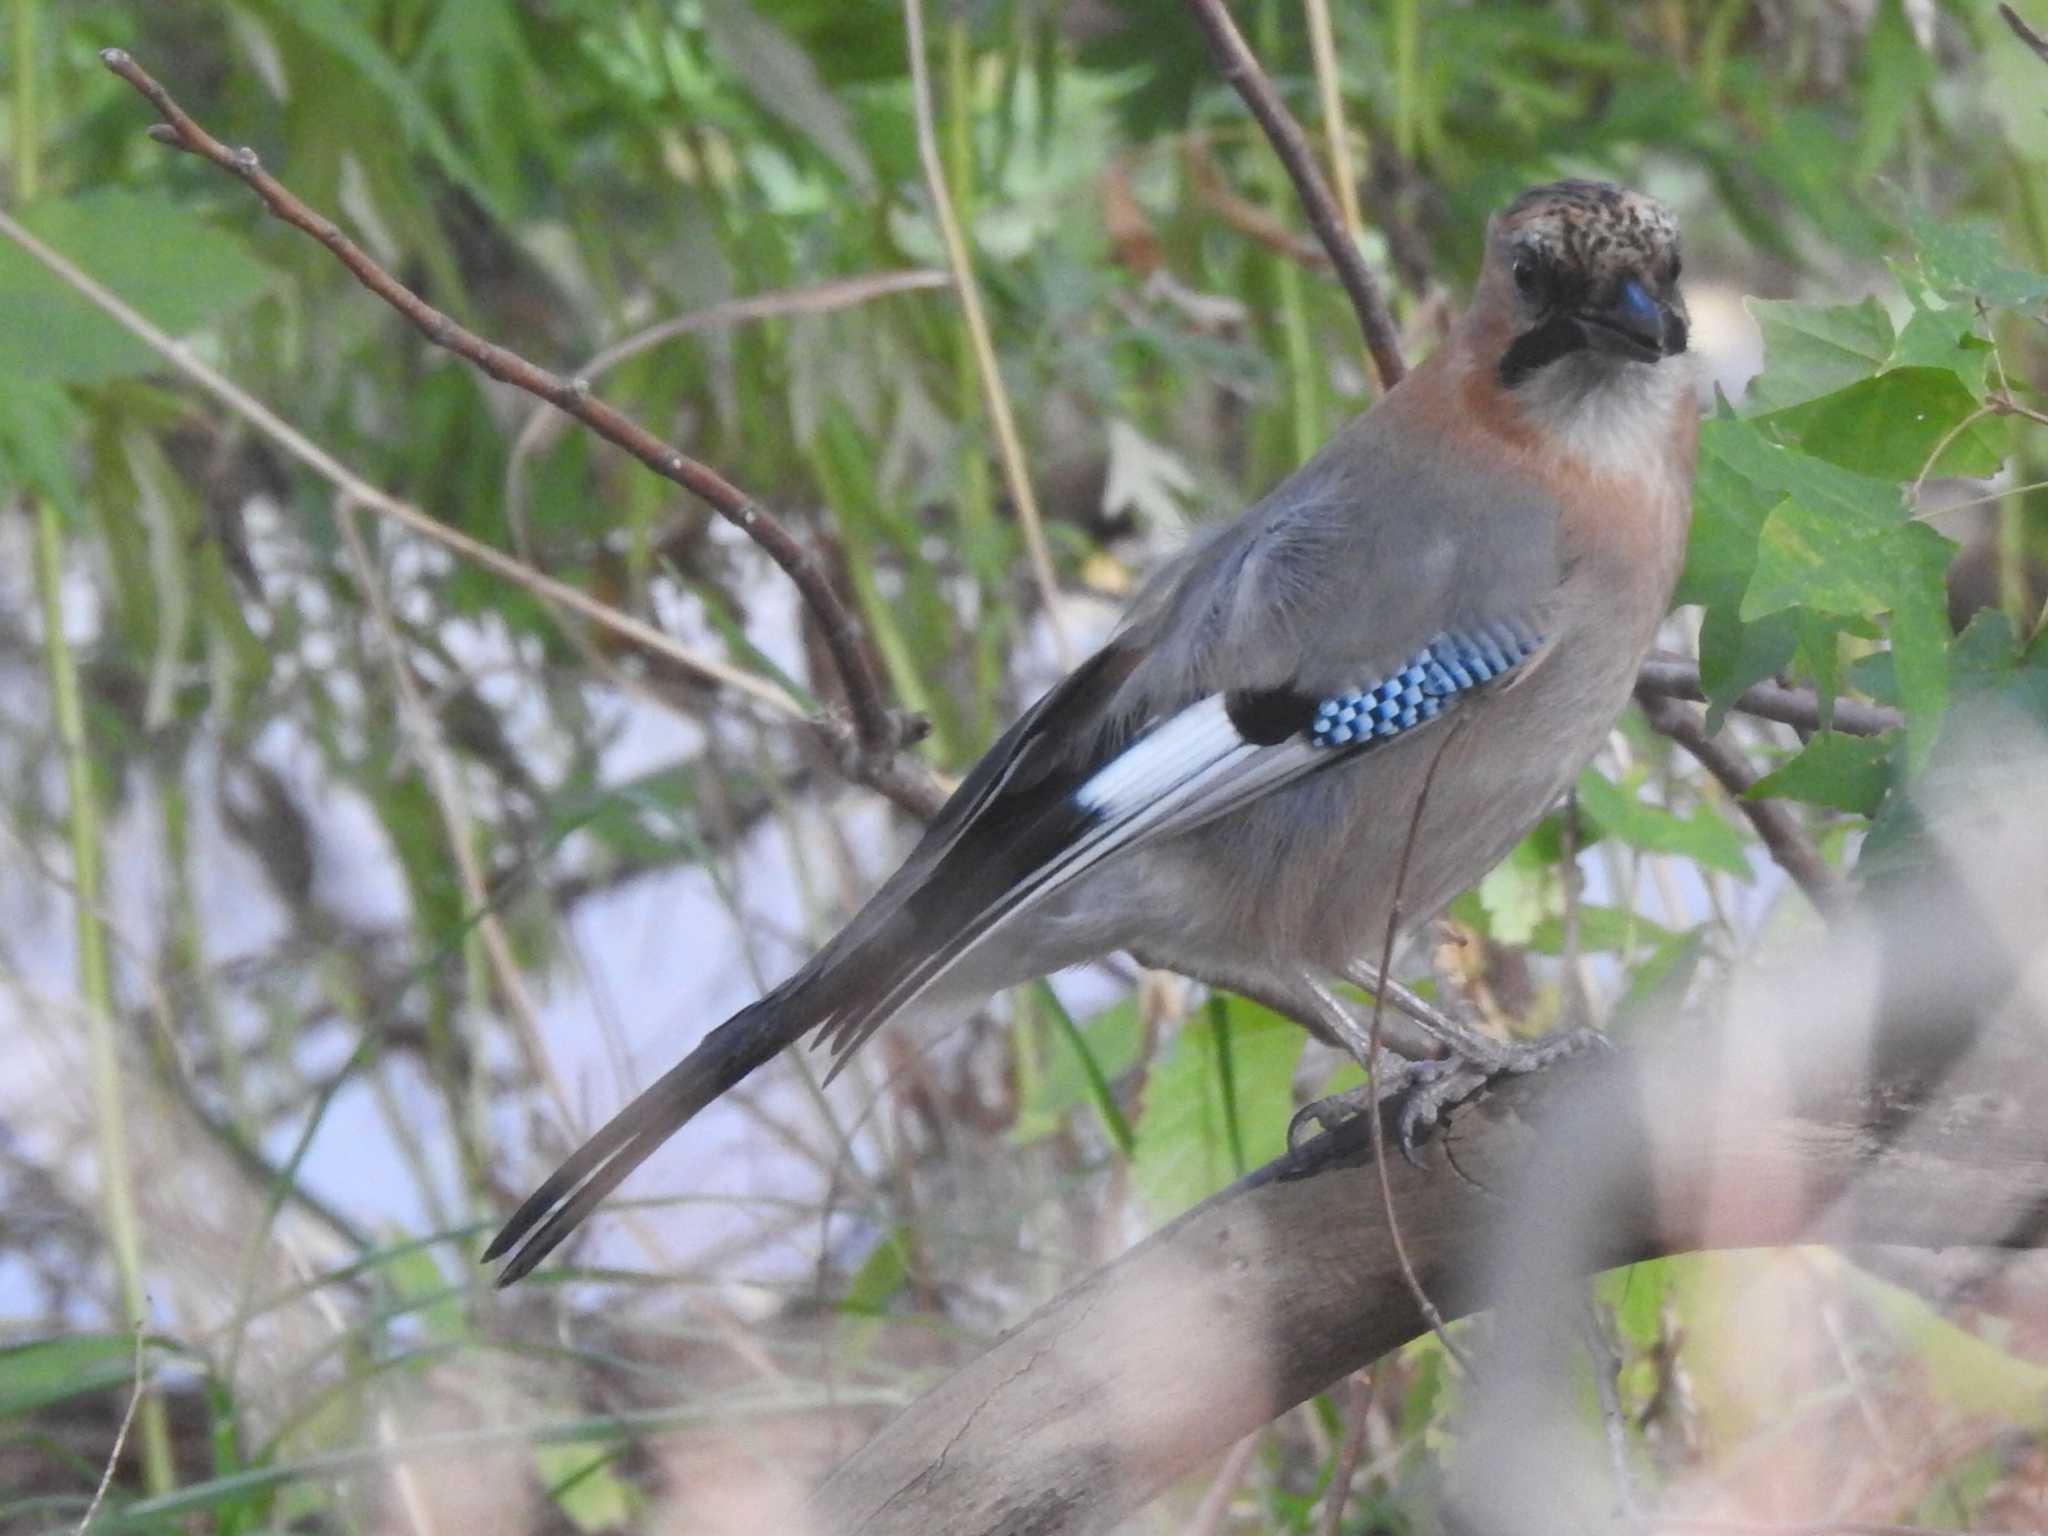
[486,694,1112,1283]
[483,980,822,1285]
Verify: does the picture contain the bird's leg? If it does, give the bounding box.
[1131,949,1446,1062]
[1155,961,1503,1158]
[1334,954,1609,1155]
[1282,968,1485,1156]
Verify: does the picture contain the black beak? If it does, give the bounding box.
[1576,277,1685,362]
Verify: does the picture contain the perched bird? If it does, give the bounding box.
[488,179,1698,1284]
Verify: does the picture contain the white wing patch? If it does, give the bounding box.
[1073,696,1250,818]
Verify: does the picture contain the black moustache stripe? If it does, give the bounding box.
[1498,312,1589,388]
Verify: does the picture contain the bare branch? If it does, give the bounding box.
[810,889,2045,1533]
[1178,0,1407,391]
[98,47,916,767]
[2000,3,2048,68]
[1635,657,1903,739]
[1637,690,1846,918]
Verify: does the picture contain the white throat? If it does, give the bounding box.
[1514,349,1697,485]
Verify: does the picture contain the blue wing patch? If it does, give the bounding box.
[1309,621,1543,749]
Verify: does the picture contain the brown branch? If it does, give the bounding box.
[98,48,916,770]
[2000,3,2048,68]
[1177,0,1407,391]
[1634,658,1904,739]
[1317,1372,1374,1536]
[1636,690,1846,919]
[809,872,2046,1533]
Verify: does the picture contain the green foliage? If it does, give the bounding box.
[6,0,2048,1531]
[1132,995,1302,1218]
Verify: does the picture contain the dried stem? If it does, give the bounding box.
[76,1324,149,1533]
[1179,0,1407,391]
[97,48,912,764]
[1303,0,1365,245]
[901,0,1069,662]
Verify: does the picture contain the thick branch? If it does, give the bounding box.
[1178,0,1407,391]
[99,48,914,767]
[811,881,2042,1534]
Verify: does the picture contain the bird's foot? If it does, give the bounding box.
[1288,1026,1609,1162]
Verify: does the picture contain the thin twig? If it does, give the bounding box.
[1179,0,1406,391]
[900,0,1069,663]
[1317,1371,1374,1536]
[76,1324,148,1533]
[1364,721,1471,1372]
[1634,658,1903,738]
[1185,1431,1262,1536]
[97,48,908,762]
[1637,691,1845,918]
[0,206,798,720]
[1579,1298,1641,1521]
[2000,2,2048,67]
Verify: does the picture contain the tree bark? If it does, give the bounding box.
[811,883,2048,1535]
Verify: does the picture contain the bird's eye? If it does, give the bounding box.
[1512,252,1542,295]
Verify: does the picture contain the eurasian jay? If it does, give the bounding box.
[487,178,1698,1284]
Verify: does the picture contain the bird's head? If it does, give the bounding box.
[1480,180,1689,391]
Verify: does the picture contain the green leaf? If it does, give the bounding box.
[1575,768,1753,880]
[703,0,875,189]
[1526,904,1677,956]
[1742,297,1892,413]
[0,378,84,509]
[1476,837,1550,944]
[382,1243,465,1344]
[1132,997,1301,1219]
[1852,1265,2048,1421]
[840,1227,912,1314]
[0,1333,166,1418]
[1612,930,1707,1032]
[1742,498,1953,762]
[415,0,554,202]
[1905,211,2048,310]
[1696,604,1799,730]
[1596,1260,1678,1351]
[1748,731,1895,815]
[0,191,277,383]
[1678,417,1900,720]
[533,1444,638,1534]
[1762,368,2008,481]
[1889,305,1992,395]
[1012,989,1140,1153]
[246,0,497,212]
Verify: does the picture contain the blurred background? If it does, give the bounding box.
[3,0,2048,1530]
